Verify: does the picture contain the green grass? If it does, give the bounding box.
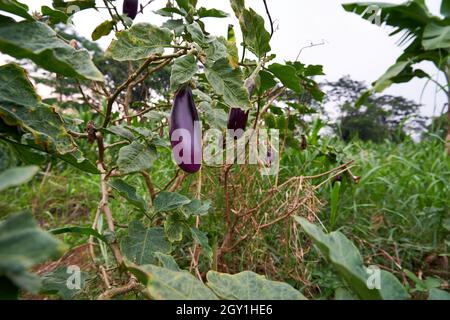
[1,135,448,299]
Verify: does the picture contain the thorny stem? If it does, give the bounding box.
[95,132,124,267]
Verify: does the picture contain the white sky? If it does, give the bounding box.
[6,0,448,117]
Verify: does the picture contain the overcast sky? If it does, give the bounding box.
[7,0,448,118]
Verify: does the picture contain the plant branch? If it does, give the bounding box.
[102,51,186,128]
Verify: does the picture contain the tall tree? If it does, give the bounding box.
[343,0,449,150]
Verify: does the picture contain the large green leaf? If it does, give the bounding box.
[107,23,172,61]
[127,264,218,300]
[342,1,435,31]
[205,58,249,110]
[206,271,307,300]
[0,21,103,81]
[170,53,198,91]
[109,179,148,212]
[231,3,271,58]
[422,23,450,50]
[186,22,206,46]
[154,191,191,212]
[372,60,410,92]
[117,141,157,174]
[120,221,172,265]
[294,217,409,300]
[0,212,66,293]
[0,166,38,192]
[268,63,302,93]
[205,37,229,67]
[0,0,33,20]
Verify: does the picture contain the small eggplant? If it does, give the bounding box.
[170,86,202,173]
[123,0,139,20]
[227,108,249,139]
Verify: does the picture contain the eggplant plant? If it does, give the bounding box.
[0,0,423,301]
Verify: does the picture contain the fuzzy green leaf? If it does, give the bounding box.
[0,21,103,81]
[0,166,38,192]
[121,221,172,265]
[117,141,157,174]
[206,270,307,300]
[109,179,148,212]
[154,191,191,212]
[107,23,172,61]
[127,264,218,300]
[294,217,409,300]
[205,58,249,110]
[0,212,66,293]
[170,53,198,91]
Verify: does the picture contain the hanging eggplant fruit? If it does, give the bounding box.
[227,108,249,139]
[226,65,258,137]
[123,0,139,20]
[170,86,202,174]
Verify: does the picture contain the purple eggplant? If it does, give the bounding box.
[170,86,202,173]
[227,108,249,139]
[123,0,139,20]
